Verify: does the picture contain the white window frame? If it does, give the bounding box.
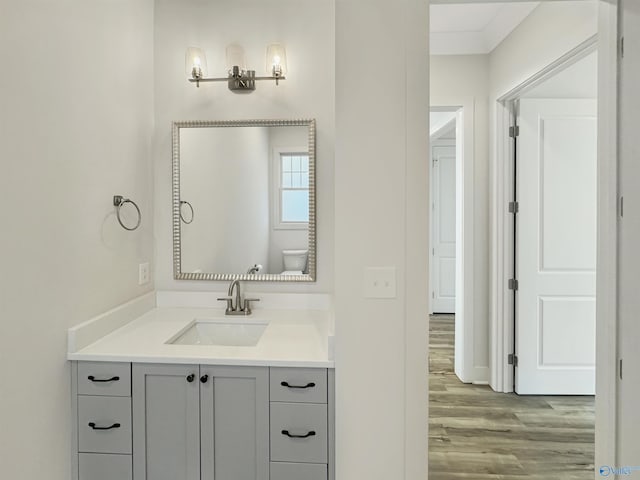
[270,146,310,230]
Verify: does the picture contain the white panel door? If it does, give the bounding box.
[430,141,456,314]
[516,98,597,395]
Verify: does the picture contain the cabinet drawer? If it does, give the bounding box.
[78,362,131,397]
[271,462,327,480]
[270,403,327,464]
[79,453,132,480]
[270,368,327,404]
[78,396,132,454]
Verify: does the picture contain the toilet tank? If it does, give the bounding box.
[282,250,308,272]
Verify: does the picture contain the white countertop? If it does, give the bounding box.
[68,305,334,368]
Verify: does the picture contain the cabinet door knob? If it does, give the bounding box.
[88,375,120,383]
[281,429,316,439]
[200,374,209,383]
[280,381,316,389]
[186,374,195,383]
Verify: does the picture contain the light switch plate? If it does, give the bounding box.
[138,262,150,285]
[363,267,397,298]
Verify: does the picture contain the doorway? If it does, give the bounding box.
[428,102,484,384]
[429,110,457,315]
[427,0,617,477]
[499,43,598,395]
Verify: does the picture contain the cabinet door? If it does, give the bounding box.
[200,366,269,480]
[132,364,200,480]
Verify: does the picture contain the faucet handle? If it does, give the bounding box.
[217,297,233,312]
[243,298,260,314]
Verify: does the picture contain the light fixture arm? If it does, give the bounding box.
[188,69,285,91]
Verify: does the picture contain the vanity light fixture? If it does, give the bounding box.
[186,43,287,92]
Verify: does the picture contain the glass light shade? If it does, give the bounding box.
[226,44,247,72]
[185,47,207,78]
[266,44,287,77]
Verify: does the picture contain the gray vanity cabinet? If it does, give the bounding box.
[269,368,334,480]
[199,366,269,480]
[72,362,332,480]
[71,361,134,480]
[132,363,201,480]
[132,363,269,480]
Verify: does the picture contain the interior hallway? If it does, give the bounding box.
[428,315,595,479]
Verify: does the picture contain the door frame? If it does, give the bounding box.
[429,101,487,383]
[489,3,618,471]
[493,35,598,391]
[429,116,456,315]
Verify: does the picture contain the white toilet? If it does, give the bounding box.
[281,250,308,275]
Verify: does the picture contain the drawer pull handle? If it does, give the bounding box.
[187,374,195,383]
[280,381,316,389]
[281,429,316,439]
[87,375,120,383]
[200,375,209,383]
[88,422,121,431]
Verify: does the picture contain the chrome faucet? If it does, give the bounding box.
[217,279,260,315]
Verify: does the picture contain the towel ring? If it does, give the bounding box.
[180,200,194,224]
[113,195,141,231]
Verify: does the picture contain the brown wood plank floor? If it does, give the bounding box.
[429,314,595,480]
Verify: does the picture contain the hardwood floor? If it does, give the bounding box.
[429,314,595,480]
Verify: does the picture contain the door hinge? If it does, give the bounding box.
[509,126,520,138]
[620,36,625,58]
[508,201,519,214]
[619,196,624,217]
[508,279,519,291]
[508,354,518,367]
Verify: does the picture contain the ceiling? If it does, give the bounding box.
[431,2,540,55]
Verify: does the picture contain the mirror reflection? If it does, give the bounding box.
[173,119,316,281]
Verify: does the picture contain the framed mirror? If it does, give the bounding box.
[172,119,316,282]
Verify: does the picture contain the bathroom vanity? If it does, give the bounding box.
[68,116,329,479]
[68,295,335,480]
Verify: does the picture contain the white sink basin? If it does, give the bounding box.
[167,318,268,347]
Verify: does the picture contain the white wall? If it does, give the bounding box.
[0,1,155,479]
[523,51,598,99]
[153,0,334,292]
[335,0,429,478]
[430,54,491,382]
[430,111,457,136]
[180,127,270,273]
[489,1,598,100]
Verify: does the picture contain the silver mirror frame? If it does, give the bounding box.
[172,118,317,282]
